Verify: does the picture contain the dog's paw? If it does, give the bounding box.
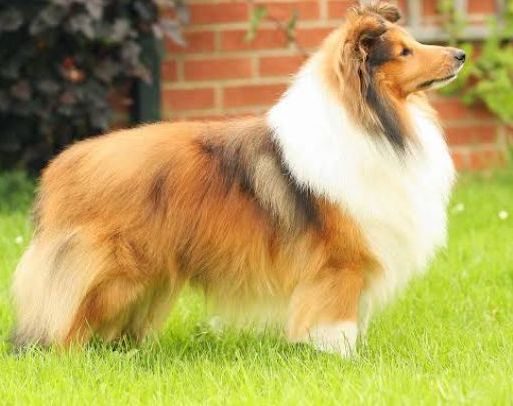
[308,321,358,358]
[207,315,225,335]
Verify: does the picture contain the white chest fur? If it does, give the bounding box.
[267,58,455,320]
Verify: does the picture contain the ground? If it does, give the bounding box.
[0,169,512,405]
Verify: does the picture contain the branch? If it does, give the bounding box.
[244,0,308,56]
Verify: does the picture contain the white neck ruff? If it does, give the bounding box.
[267,55,455,309]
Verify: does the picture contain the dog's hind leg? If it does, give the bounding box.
[65,273,151,346]
[119,273,184,343]
[11,229,179,349]
[62,238,183,347]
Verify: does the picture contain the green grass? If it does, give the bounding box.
[1,169,512,405]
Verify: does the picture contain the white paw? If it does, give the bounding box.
[308,321,358,358]
[207,315,225,335]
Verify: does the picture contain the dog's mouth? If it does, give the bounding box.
[417,74,457,90]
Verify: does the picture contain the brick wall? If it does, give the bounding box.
[161,0,509,170]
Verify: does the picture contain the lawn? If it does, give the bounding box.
[0,169,512,405]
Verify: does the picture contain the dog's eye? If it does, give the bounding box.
[400,48,412,57]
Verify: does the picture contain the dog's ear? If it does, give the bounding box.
[358,20,387,54]
[340,12,388,107]
[369,1,401,23]
[345,13,387,56]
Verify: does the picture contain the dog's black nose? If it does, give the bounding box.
[454,50,466,62]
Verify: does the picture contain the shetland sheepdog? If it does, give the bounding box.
[11,1,465,356]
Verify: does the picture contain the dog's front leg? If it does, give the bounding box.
[286,267,363,358]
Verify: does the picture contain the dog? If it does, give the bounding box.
[11,1,464,357]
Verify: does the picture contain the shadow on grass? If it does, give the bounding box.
[6,326,358,373]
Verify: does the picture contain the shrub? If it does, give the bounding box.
[438,0,513,124]
[0,0,187,172]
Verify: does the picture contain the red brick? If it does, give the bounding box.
[296,27,334,48]
[184,58,252,81]
[327,0,354,19]
[451,150,468,171]
[189,3,248,24]
[221,29,288,51]
[463,102,496,120]
[468,0,496,14]
[165,31,215,53]
[223,84,287,108]
[162,88,215,111]
[432,97,494,121]
[432,98,466,120]
[469,147,505,170]
[256,1,319,21]
[445,125,497,146]
[161,60,178,81]
[396,0,408,15]
[422,0,438,16]
[259,55,306,76]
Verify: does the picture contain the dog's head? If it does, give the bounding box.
[322,2,465,148]
[342,1,465,97]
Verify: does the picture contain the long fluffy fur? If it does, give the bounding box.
[11,1,461,356]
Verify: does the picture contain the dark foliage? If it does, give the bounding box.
[0,0,187,172]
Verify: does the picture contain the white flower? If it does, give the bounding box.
[498,210,509,220]
[14,235,23,244]
[452,203,465,213]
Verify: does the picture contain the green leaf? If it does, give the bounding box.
[245,5,268,43]
[438,0,513,124]
[0,8,23,32]
[285,9,298,43]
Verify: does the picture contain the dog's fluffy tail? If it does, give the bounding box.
[10,231,103,349]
